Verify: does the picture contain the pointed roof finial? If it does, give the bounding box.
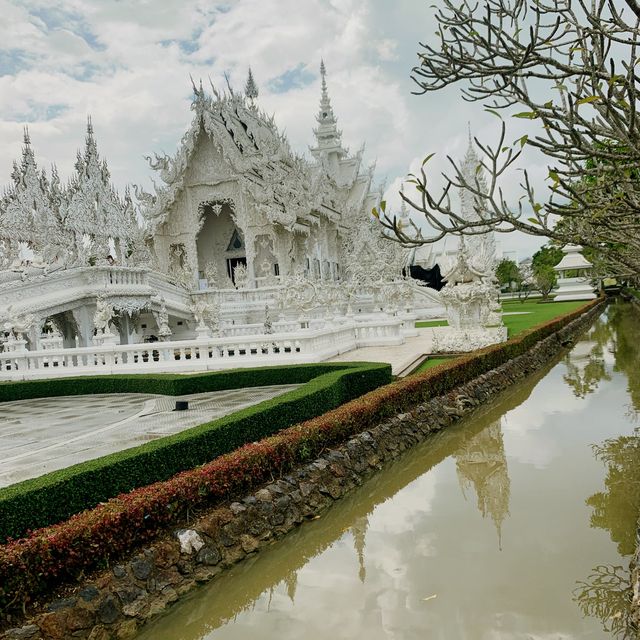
[245,66,259,100]
[23,125,31,146]
[311,58,344,158]
[87,115,94,137]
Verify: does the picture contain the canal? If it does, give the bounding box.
[136,302,640,639]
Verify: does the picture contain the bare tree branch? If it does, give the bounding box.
[378,0,640,276]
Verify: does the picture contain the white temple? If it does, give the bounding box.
[0,64,445,379]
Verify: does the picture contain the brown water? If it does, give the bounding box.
[136,303,640,640]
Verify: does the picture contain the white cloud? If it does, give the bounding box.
[0,0,553,258]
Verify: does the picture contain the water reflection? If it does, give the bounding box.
[574,564,633,639]
[562,314,612,398]
[573,302,640,637]
[574,424,640,638]
[137,370,554,640]
[454,419,510,547]
[136,304,640,640]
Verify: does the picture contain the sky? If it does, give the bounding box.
[0,0,549,260]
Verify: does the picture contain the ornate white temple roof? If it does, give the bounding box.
[136,63,378,234]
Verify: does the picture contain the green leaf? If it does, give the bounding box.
[513,111,538,119]
[527,217,542,225]
[422,153,436,166]
[380,200,386,213]
[518,135,528,148]
[576,95,600,106]
[371,207,379,219]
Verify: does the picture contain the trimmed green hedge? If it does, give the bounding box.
[0,362,391,541]
[0,299,603,614]
[0,362,376,403]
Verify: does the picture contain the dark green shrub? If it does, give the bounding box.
[0,362,391,541]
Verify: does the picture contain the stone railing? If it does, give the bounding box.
[0,318,404,380]
[0,266,152,318]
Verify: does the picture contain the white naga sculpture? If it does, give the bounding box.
[2,305,34,340]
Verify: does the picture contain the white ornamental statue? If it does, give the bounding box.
[2,305,35,340]
[233,262,248,289]
[263,304,274,334]
[155,297,172,340]
[93,297,115,336]
[204,260,220,288]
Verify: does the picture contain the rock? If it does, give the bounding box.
[46,597,76,612]
[274,495,291,510]
[193,566,221,582]
[87,626,112,640]
[115,585,146,605]
[269,511,285,526]
[154,541,180,569]
[37,612,67,640]
[112,565,126,579]
[97,595,120,625]
[299,481,315,497]
[155,566,182,587]
[222,545,246,566]
[115,619,138,639]
[240,534,259,554]
[4,624,40,639]
[161,586,179,603]
[176,529,205,555]
[130,557,153,581]
[229,501,246,515]
[79,586,99,602]
[247,516,268,537]
[196,545,221,566]
[66,607,95,631]
[255,488,272,502]
[121,599,147,618]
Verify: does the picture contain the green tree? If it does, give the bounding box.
[534,264,557,300]
[495,258,520,290]
[377,0,640,277]
[531,246,563,274]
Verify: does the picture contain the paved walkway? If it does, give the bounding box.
[0,385,300,488]
[329,327,439,375]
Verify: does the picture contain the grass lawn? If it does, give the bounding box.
[501,299,585,336]
[415,299,588,337]
[411,356,453,374]
[415,319,448,328]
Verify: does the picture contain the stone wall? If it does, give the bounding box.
[1,301,605,640]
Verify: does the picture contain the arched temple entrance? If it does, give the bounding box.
[195,200,246,288]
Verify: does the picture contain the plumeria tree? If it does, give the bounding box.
[377,0,640,277]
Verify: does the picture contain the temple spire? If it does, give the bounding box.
[245,66,259,101]
[311,59,346,166]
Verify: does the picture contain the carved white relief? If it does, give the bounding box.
[93,297,115,335]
